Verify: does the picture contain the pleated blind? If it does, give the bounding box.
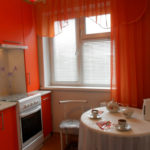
[82,39,110,86]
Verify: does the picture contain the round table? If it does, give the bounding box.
[78,107,150,150]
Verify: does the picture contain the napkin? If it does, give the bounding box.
[96,121,111,130]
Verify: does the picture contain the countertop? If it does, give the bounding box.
[0,90,51,111]
[0,101,17,111]
[28,90,51,96]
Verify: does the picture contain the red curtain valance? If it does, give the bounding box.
[34,0,110,37]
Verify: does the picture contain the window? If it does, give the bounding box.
[85,14,111,34]
[48,14,111,87]
[53,20,78,83]
[82,39,110,86]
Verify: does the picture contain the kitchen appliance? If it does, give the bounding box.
[143,98,150,121]
[0,93,44,150]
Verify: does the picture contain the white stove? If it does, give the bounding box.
[0,93,44,150]
[0,93,41,113]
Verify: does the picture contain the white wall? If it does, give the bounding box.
[7,50,26,94]
[51,90,110,132]
[0,49,26,96]
[0,49,9,96]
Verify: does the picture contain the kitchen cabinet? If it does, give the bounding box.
[41,93,52,137]
[0,0,24,44]
[22,1,40,92]
[0,106,19,150]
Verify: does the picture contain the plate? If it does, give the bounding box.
[88,113,101,119]
[115,124,131,131]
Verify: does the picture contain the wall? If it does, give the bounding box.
[0,49,26,96]
[51,90,110,132]
[0,49,9,95]
[7,50,26,94]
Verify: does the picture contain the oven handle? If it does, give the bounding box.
[20,105,41,118]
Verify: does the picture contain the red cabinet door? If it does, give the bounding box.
[0,106,19,150]
[22,1,40,92]
[0,0,24,44]
[41,93,52,137]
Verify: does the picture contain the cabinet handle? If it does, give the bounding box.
[3,40,22,44]
[0,112,4,130]
[43,97,49,101]
[28,73,31,85]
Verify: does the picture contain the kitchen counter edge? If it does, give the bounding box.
[0,101,17,111]
[28,90,51,96]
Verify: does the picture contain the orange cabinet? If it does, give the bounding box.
[22,1,40,92]
[0,0,24,44]
[0,106,19,150]
[41,93,52,137]
[0,0,39,92]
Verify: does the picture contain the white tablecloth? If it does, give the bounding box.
[78,107,150,150]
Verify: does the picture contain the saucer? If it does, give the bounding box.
[88,113,101,119]
[115,124,131,131]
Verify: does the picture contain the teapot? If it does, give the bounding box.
[106,100,120,113]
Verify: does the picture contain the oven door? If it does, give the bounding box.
[20,105,43,145]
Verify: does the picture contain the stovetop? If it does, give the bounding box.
[0,93,39,102]
[0,92,43,113]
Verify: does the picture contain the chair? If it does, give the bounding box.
[59,100,88,150]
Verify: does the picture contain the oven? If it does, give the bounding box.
[18,94,44,150]
[0,93,44,150]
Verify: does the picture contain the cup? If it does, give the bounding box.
[118,119,127,129]
[92,109,98,118]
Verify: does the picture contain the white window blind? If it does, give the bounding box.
[82,39,110,86]
[53,19,78,82]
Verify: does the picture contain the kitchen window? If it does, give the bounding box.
[42,14,111,88]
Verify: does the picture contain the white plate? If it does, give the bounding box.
[115,124,131,131]
[88,113,101,119]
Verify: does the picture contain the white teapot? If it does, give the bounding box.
[106,100,120,113]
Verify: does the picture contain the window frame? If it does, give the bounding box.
[50,16,111,87]
[50,19,81,86]
[80,17,110,40]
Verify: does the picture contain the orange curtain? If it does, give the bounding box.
[111,0,150,108]
[34,0,110,37]
[33,0,150,108]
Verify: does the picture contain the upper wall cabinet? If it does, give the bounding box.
[0,0,24,44]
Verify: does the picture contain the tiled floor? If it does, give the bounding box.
[41,133,78,150]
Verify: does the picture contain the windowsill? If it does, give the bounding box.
[40,86,110,92]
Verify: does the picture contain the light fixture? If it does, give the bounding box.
[24,0,45,4]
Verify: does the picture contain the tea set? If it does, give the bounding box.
[89,100,133,131]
